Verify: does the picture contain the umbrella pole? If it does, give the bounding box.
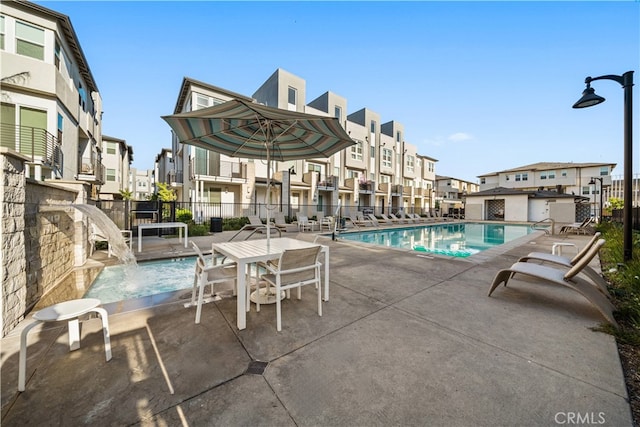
[266,142,271,250]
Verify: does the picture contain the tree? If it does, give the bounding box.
[156,182,176,202]
[119,189,133,200]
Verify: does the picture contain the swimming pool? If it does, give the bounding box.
[337,222,534,257]
[84,257,196,304]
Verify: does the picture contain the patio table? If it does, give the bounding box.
[212,237,329,330]
[137,222,188,252]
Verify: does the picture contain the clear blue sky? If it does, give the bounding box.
[37,1,639,183]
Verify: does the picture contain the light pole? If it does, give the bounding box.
[573,71,634,261]
[588,177,604,223]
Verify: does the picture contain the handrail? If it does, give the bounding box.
[228,224,282,242]
[531,218,555,235]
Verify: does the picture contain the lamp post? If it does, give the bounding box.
[588,177,604,223]
[287,165,296,220]
[573,71,634,261]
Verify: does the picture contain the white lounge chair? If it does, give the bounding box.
[273,213,298,232]
[488,239,617,326]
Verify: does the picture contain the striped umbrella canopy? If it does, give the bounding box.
[162,98,354,246]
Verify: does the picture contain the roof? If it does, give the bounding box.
[11,0,99,93]
[467,186,587,200]
[478,161,617,177]
[173,77,254,114]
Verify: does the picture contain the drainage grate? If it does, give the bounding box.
[246,360,268,375]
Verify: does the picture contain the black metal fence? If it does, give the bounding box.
[611,207,640,230]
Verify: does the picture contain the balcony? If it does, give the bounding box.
[358,181,374,194]
[0,124,62,174]
[190,159,246,181]
[78,156,104,184]
[316,175,337,190]
[403,186,412,196]
[391,185,402,196]
[168,170,184,185]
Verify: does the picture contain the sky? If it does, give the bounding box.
[36,1,640,183]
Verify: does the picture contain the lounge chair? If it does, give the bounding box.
[273,213,299,232]
[379,213,399,224]
[410,213,428,223]
[488,239,617,326]
[398,211,417,224]
[390,213,408,224]
[559,217,594,235]
[516,233,610,297]
[367,214,383,227]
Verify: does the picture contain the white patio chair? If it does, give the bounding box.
[260,245,322,331]
[191,256,237,324]
[89,223,132,257]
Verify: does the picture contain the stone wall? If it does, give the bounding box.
[1,149,87,337]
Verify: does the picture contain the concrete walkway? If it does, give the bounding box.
[1,228,632,426]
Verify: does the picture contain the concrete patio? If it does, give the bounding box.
[0,228,632,426]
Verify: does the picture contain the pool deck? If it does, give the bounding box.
[1,226,632,426]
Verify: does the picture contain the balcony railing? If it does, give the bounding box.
[316,175,336,190]
[168,170,184,184]
[190,159,245,179]
[0,123,62,173]
[78,156,104,184]
[358,181,374,193]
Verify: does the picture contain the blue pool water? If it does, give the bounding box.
[338,222,534,257]
[85,257,196,304]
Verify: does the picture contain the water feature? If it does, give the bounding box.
[72,204,136,264]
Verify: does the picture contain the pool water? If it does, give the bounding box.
[84,257,196,304]
[338,222,534,257]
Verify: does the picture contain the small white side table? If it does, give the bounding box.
[551,242,577,256]
[19,298,112,391]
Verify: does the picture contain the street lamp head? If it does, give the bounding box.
[573,84,605,109]
[588,178,596,185]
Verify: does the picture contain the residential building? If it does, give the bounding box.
[474,162,616,221]
[434,175,479,215]
[131,168,153,201]
[165,69,441,219]
[1,0,104,198]
[99,135,132,199]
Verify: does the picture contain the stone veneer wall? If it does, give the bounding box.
[2,150,86,337]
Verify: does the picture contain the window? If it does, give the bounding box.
[561,169,567,177]
[57,113,63,142]
[0,16,5,50]
[288,87,297,105]
[347,169,358,179]
[481,178,486,184]
[522,173,528,181]
[106,142,116,155]
[428,161,434,172]
[370,120,376,133]
[540,172,547,180]
[55,40,60,69]
[379,174,390,184]
[582,186,590,195]
[406,155,414,173]
[106,168,116,182]
[382,148,392,168]
[308,163,321,173]
[334,106,342,122]
[350,140,363,161]
[515,174,521,182]
[16,21,44,60]
[404,178,412,187]
[600,166,608,176]
[396,131,401,142]
[548,170,556,179]
[370,146,375,158]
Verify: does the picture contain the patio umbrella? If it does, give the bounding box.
[162,98,354,247]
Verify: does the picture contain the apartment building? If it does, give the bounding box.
[164,69,439,218]
[475,161,616,220]
[1,0,104,198]
[435,175,480,214]
[130,167,153,201]
[99,135,133,199]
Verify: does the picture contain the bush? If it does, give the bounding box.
[223,217,249,231]
[188,224,208,236]
[597,222,640,342]
[176,209,193,223]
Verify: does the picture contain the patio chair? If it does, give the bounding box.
[192,256,237,324]
[316,212,334,231]
[274,212,299,232]
[380,213,399,224]
[260,245,323,331]
[89,223,132,257]
[516,232,610,297]
[488,239,617,326]
[559,217,594,235]
[367,214,383,227]
[296,215,317,232]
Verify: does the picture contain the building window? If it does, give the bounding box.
[1,16,6,50]
[600,166,608,176]
[106,142,116,155]
[561,169,567,177]
[406,155,414,173]
[404,178,412,187]
[522,173,528,181]
[481,178,486,184]
[515,174,521,182]
[370,120,376,133]
[16,21,44,60]
[288,87,297,105]
[540,172,547,180]
[548,170,556,179]
[347,169,358,179]
[396,131,401,142]
[54,40,61,69]
[379,174,390,184]
[106,168,116,182]
[370,145,375,158]
[350,140,363,161]
[382,148,392,168]
[582,186,590,195]
[334,106,342,122]
[308,163,322,174]
[57,113,63,142]
[428,161,434,172]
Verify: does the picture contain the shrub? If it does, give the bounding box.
[176,209,193,223]
[188,224,208,236]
